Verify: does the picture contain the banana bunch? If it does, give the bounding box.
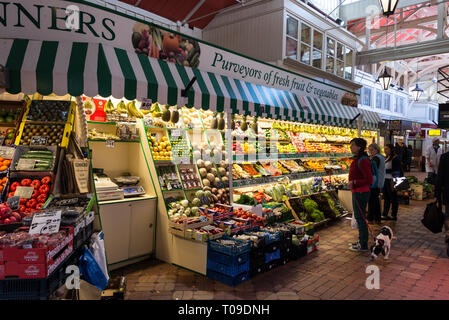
[104,99,115,114]
[150,102,163,118]
[117,100,127,114]
[126,101,143,118]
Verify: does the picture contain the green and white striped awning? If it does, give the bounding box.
[1,38,378,128]
[304,96,381,130]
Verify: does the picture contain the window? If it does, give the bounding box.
[300,23,312,65]
[376,91,382,109]
[395,96,400,113]
[429,108,436,122]
[326,38,335,73]
[362,87,372,107]
[286,16,298,59]
[312,30,323,69]
[383,93,390,111]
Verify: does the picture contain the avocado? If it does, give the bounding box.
[170,109,179,123]
[217,117,225,130]
[161,105,171,122]
[211,117,218,129]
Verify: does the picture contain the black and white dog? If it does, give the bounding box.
[370,226,396,260]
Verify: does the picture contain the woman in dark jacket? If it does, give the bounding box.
[348,138,373,252]
[382,144,402,221]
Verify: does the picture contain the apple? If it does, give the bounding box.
[0,219,3,225]
[11,212,21,221]
[9,216,16,223]
[3,218,11,224]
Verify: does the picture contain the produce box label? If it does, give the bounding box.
[16,158,36,170]
[30,136,48,146]
[106,139,115,148]
[140,98,152,111]
[0,146,14,159]
[29,210,62,235]
[14,186,34,199]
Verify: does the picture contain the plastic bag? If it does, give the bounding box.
[79,247,108,290]
[351,213,358,229]
[90,232,109,281]
[422,201,444,234]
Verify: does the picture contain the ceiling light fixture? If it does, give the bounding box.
[378,0,399,17]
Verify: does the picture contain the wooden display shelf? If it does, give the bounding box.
[98,194,157,205]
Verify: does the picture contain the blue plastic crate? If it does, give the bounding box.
[265,241,280,253]
[206,269,249,287]
[208,250,250,266]
[208,236,251,256]
[265,249,281,263]
[207,259,250,278]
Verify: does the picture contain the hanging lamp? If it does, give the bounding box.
[379,0,399,17]
[412,59,423,101]
[379,68,393,90]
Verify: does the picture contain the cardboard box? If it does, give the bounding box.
[411,184,424,200]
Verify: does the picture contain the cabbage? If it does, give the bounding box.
[180,200,189,208]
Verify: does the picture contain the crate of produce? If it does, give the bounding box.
[0,227,74,279]
[207,258,250,278]
[237,232,266,250]
[0,100,26,146]
[206,269,249,287]
[208,236,251,256]
[264,241,280,253]
[306,234,319,254]
[0,245,79,300]
[10,146,58,172]
[208,250,250,266]
[260,225,292,242]
[285,221,306,236]
[44,193,95,213]
[24,100,75,124]
[168,215,213,231]
[265,249,281,263]
[201,204,233,220]
[219,219,251,234]
[250,228,280,245]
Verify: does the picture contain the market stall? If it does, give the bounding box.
[0,0,384,291]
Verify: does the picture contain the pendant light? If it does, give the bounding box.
[379,0,399,17]
[412,59,423,101]
[379,68,393,90]
[378,20,392,90]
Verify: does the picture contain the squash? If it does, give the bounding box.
[199,168,207,178]
[207,173,215,183]
[202,179,210,187]
[197,159,205,168]
[204,161,213,171]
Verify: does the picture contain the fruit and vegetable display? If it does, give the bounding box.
[0,202,24,226]
[0,227,70,249]
[12,149,54,171]
[88,128,120,141]
[5,175,52,215]
[178,165,201,190]
[156,165,182,190]
[168,130,191,161]
[0,105,22,124]
[148,135,173,161]
[0,128,17,146]
[26,100,71,122]
[18,123,66,146]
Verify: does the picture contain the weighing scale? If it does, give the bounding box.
[114,175,146,198]
[120,185,146,198]
[93,171,124,201]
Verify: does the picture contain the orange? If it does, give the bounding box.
[0,157,4,162]
[2,160,11,166]
[1,177,7,183]
[0,166,8,171]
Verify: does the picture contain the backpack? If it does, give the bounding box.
[357,156,378,189]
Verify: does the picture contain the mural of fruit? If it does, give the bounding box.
[132,23,200,68]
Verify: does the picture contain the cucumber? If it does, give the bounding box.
[25,150,53,155]
[21,155,54,160]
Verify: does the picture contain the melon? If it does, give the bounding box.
[207,173,215,183]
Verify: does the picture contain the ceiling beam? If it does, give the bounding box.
[356,38,449,65]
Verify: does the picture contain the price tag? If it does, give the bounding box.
[30,136,48,146]
[16,158,36,170]
[106,139,115,148]
[0,146,14,159]
[14,186,34,199]
[29,210,62,235]
[7,196,20,211]
[140,98,152,111]
[171,129,181,137]
[179,157,190,164]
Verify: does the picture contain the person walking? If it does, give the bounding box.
[348,138,373,252]
[425,137,442,184]
[406,145,413,172]
[367,143,385,225]
[435,151,449,257]
[382,144,401,221]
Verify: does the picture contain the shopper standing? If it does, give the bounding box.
[425,138,442,184]
[367,143,385,224]
[382,144,401,221]
[435,151,449,257]
[406,145,413,172]
[348,138,373,252]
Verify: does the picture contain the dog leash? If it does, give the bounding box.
[354,196,377,242]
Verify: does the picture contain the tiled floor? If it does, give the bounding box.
[112,171,449,300]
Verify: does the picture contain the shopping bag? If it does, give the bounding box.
[79,247,108,290]
[351,213,358,229]
[90,231,109,281]
[421,201,444,234]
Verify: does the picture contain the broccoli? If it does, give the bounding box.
[303,198,318,213]
[311,209,325,222]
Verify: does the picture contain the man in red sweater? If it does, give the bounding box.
[348,138,373,252]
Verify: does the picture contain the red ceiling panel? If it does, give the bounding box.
[119,0,238,29]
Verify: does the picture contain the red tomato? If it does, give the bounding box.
[20,179,32,186]
[35,203,44,210]
[39,185,50,194]
[37,194,47,203]
[30,179,41,189]
[7,192,15,198]
[31,190,39,199]
[26,199,37,209]
[41,176,51,185]
[19,198,27,205]
[19,205,26,213]
[10,182,20,192]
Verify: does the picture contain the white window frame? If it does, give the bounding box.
[285,15,299,60]
[376,90,382,109]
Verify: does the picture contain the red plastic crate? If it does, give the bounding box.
[0,227,74,279]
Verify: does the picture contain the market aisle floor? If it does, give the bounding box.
[113,177,449,300]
